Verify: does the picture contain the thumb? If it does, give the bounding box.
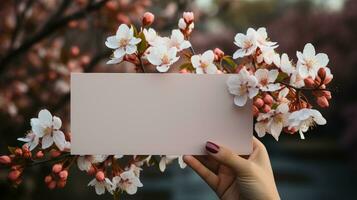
[205,141,251,175]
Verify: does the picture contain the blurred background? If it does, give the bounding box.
[0,0,356,199]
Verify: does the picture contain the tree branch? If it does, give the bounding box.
[0,0,109,74]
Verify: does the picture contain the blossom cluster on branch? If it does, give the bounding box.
[0,10,333,199]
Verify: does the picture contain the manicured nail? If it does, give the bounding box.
[206,141,219,154]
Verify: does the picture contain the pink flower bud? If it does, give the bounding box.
[36,151,44,159]
[263,104,271,113]
[183,12,194,24]
[304,78,315,87]
[95,171,105,182]
[252,105,259,117]
[254,98,264,108]
[142,12,155,26]
[318,68,326,80]
[317,96,329,108]
[8,170,21,181]
[59,170,68,180]
[52,164,63,174]
[22,144,29,152]
[14,148,23,157]
[80,55,90,66]
[57,180,67,188]
[0,155,11,165]
[214,48,225,61]
[322,90,332,100]
[116,13,130,24]
[324,75,333,85]
[44,175,52,184]
[51,150,61,158]
[71,46,80,57]
[180,69,189,74]
[23,151,32,159]
[48,180,57,190]
[263,94,273,105]
[105,1,117,11]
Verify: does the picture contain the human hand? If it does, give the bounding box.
[183,137,280,200]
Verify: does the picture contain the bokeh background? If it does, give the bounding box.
[1,0,356,199]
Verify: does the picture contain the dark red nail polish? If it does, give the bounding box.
[206,141,219,154]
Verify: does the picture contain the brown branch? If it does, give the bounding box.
[0,0,109,74]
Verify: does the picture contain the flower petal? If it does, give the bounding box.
[42,134,53,149]
[234,95,248,107]
[53,130,66,151]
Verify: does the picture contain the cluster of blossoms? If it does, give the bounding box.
[1,11,333,199]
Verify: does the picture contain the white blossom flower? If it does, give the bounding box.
[77,155,108,171]
[257,46,280,65]
[255,103,290,141]
[296,43,329,79]
[254,27,278,49]
[290,70,305,88]
[288,108,327,139]
[254,69,280,91]
[159,155,186,172]
[112,169,143,195]
[168,29,191,51]
[143,28,160,46]
[191,50,217,74]
[147,46,179,72]
[233,28,257,59]
[30,109,66,151]
[105,24,141,64]
[88,178,113,195]
[277,53,294,75]
[106,57,123,65]
[17,132,39,151]
[227,67,258,106]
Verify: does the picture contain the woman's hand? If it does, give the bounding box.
[183,137,280,200]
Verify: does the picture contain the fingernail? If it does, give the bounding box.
[206,141,219,154]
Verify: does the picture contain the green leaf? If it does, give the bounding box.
[131,24,139,37]
[276,72,288,82]
[222,56,237,71]
[137,32,148,54]
[179,63,194,71]
[8,146,16,154]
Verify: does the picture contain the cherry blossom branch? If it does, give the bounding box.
[0,0,109,74]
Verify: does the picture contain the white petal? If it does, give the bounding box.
[29,136,39,151]
[270,122,283,141]
[129,37,141,45]
[255,69,268,82]
[156,65,170,73]
[105,36,119,49]
[315,53,329,67]
[298,65,309,78]
[53,130,66,151]
[248,87,259,98]
[206,64,218,74]
[53,116,62,129]
[159,158,166,172]
[41,134,53,149]
[78,157,91,171]
[191,55,200,69]
[195,68,204,74]
[179,41,191,50]
[38,109,52,127]
[95,183,105,195]
[233,49,246,59]
[268,69,279,82]
[114,48,125,58]
[255,122,267,138]
[125,45,137,55]
[106,57,123,64]
[201,50,214,63]
[234,95,248,107]
[303,43,315,59]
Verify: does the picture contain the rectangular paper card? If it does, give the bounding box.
[71,73,253,155]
